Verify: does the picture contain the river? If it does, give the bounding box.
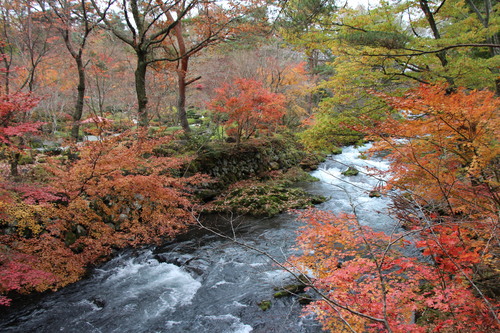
[0,144,397,333]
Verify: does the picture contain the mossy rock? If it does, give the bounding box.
[342,167,359,176]
[298,293,313,305]
[65,231,77,246]
[210,184,326,217]
[44,147,63,156]
[331,147,343,155]
[299,152,326,171]
[280,167,320,184]
[297,274,311,285]
[152,144,177,157]
[257,300,271,311]
[369,190,381,198]
[273,283,306,298]
[310,195,327,205]
[273,290,291,298]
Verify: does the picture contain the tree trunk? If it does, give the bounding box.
[135,53,149,128]
[177,57,191,133]
[71,56,86,141]
[9,151,20,178]
[419,0,448,65]
[2,56,10,95]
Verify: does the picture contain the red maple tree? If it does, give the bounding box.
[208,78,286,143]
[0,93,43,177]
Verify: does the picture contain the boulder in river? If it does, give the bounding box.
[342,166,359,176]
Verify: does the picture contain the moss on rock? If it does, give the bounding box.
[342,167,359,176]
[208,183,326,217]
[258,300,271,311]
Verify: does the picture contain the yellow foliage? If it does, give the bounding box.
[0,201,47,236]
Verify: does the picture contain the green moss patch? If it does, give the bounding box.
[342,166,359,176]
[208,183,326,217]
[258,300,271,311]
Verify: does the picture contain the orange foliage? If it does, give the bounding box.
[364,85,499,284]
[47,132,203,245]
[292,85,499,332]
[367,84,499,218]
[0,131,206,303]
[208,78,286,143]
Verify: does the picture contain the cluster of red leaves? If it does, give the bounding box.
[0,244,55,306]
[292,85,499,332]
[2,182,64,205]
[208,78,286,143]
[291,209,498,333]
[0,93,43,146]
[0,131,207,304]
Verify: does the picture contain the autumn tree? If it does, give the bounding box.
[291,208,499,332]
[36,0,106,141]
[0,248,55,306]
[0,3,15,95]
[89,0,202,127]
[0,0,55,94]
[0,130,206,304]
[82,30,137,122]
[208,78,286,143]
[291,85,500,332]
[279,0,500,151]
[289,0,500,90]
[277,0,336,69]
[158,0,247,133]
[195,39,314,132]
[365,84,499,218]
[0,92,43,177]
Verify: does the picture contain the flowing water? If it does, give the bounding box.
[0,144,398,333]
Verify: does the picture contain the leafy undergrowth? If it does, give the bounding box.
[0,131,206,305]
[206,167,326,217]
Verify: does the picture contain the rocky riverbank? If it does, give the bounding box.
[190,136,327,216]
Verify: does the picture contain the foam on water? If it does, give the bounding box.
[199,314,253,333]
[311,144,395,231]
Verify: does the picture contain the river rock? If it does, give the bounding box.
[298,294,313,305]
[257,300,271,311]
[185,258,210,276]
[342,166,359,176]
[90,297,106,309]
[75,225,87,237]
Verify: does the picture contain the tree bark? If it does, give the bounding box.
[177,56,191,133]
[167,11,191,133]
[135,52,149,127]
[9,151,20,178]
[71,56,86,140]
[419,0,448,67]
[418,0,457,86]
[1,50,11,95]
